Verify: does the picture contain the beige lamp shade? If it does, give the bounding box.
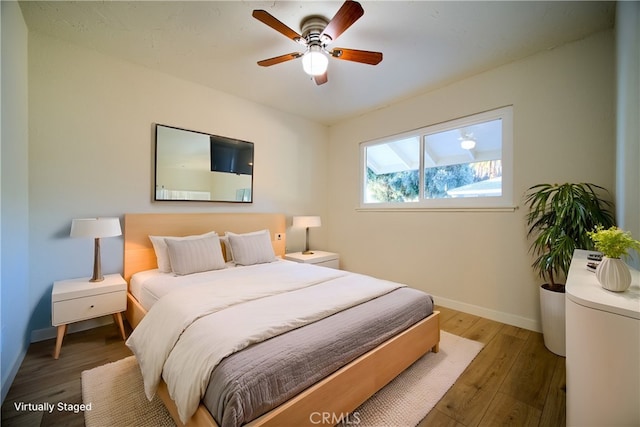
[70,217,122,238]
[70,217,121,282]
[292,216,321,229]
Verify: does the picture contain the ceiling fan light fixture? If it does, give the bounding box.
[460,138,476,150]
[301,46,328,76]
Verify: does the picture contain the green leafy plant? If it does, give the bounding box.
[525,183,615,292]
[588,226,640,259]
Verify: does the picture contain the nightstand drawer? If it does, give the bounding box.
[52,290,126,326]
[314,259,340,269]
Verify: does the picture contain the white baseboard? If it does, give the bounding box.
[30,316,115,343]
[432,295,541,333]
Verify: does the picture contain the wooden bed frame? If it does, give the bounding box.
[123,212,440,427]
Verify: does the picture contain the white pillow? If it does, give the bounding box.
[226,230,276,266]
[149,231,218,273]
[164,234,226,275]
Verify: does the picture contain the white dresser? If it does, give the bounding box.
[566,249,640,426]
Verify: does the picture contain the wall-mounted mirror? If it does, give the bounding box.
[155,124,254,203]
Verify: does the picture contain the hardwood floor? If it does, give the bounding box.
[419,306,565,427]
[1,306,565,427]
[1,323,133,427]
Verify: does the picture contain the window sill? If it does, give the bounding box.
[356,206,519,213]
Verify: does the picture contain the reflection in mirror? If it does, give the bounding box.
[155,124,254,202]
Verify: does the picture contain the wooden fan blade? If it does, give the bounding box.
[314,72,328,85]
[321,1,364,42]
[252,10,302,42]
[257,52,302,67]
[331,48,383,65]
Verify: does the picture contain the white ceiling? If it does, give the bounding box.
[19,1,615,126]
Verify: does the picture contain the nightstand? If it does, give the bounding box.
[284,251,340,269]
[51,273,127,359]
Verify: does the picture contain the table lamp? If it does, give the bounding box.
[292,216,321,255]
[70,217,122,282]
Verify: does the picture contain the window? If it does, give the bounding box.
[360,106,513,210]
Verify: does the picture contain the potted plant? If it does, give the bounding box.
[588,226,640,292]
[524,183,614,356]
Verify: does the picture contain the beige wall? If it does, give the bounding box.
[327,31,615,331]
[27,32,329,332]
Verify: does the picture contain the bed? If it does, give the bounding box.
[123,213,440,427]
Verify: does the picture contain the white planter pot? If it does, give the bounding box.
[596,257,632,292]
[539,285,566,356]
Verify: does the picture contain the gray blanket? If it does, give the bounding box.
[202,287,433,427]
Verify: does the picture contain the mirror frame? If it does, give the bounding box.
[154,124,254,203]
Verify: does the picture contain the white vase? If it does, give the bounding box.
[595,257,632,292]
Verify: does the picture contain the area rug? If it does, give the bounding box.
[81,331,483,427]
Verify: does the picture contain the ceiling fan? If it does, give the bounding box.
[252,0,383,85]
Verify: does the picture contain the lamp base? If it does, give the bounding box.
[90,237,104,283]
[302,227,316,256]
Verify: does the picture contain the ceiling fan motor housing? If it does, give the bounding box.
[301,16,331,48]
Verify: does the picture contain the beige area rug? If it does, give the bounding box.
[81,331,483,427]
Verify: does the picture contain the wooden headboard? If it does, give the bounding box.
[123,213,287,284]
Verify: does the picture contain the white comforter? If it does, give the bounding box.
[126,260,404,423]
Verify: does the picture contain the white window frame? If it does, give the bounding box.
[359,106,514,211]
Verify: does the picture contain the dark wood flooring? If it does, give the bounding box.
[1,322,133,427]
[1,306,565,426]
[419,306,565,427]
